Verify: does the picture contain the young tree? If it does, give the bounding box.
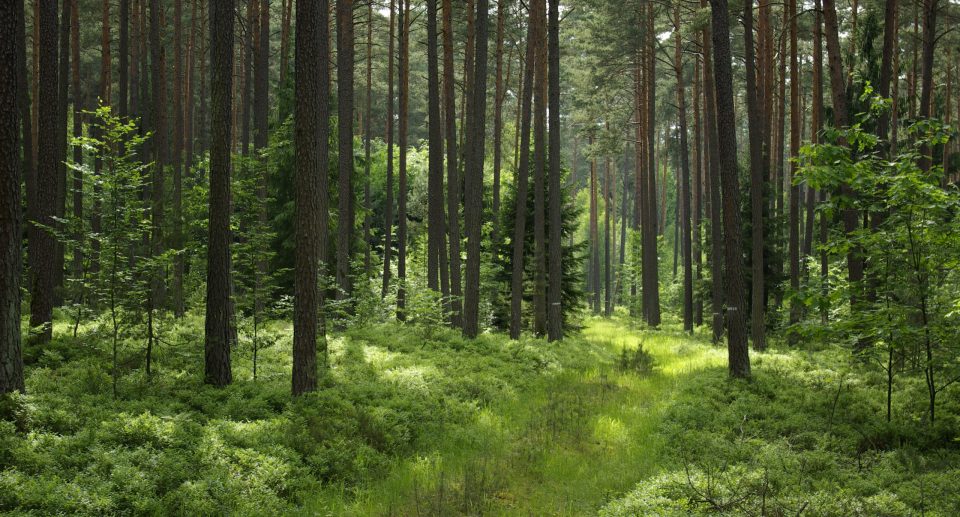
[0,0,25,394]
[204,0,235,387]
[709,0,750,378]
[462,0,489,338]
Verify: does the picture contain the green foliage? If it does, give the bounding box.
[493,159,587,332]
[618,341,656,376]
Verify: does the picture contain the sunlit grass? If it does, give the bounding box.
[303,316,731,515]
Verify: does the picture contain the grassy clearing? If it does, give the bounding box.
[308,317,728,515]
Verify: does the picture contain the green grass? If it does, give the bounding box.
[4,312,958,515]
[305,317,729,515]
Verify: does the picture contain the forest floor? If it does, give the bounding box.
[308,317,727,515]
[2,313,958,515]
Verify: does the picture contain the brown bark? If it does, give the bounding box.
[788,0,801,334]
[675,5,693,334]
[710,0,750,378]
[443,0,462,327]
[29,0,58,343]
[1,0,25,394]
[510,0,537,338]
[462,0,489,338]
[173,0,185,316]
[702,0,723,343]
[397,0,410,321]
[336,0,355,306]
[205,0,235,387]
[382,0,395,299]
[533,0,547,334]
[546,0,562,340]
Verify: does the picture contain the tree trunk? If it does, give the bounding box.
[204,0,235,387]
[397,0,410,321]
[70,0,82,282]
[462,0,489,338]
[643,0,660,326]
[590,150,600,314]
[443,0,462,327]
[788,0,801,335]
[28,0,58,343]
[382,0,395,300]
[172,0,185,316]
[918,0,938,171]
[744,0,767,350]
[532,0,547,335]
[54,0,69,303]
[510,0,537,339]
[702,1,724,344]
[253,0,269,310]
[336,0,354,307]
[710,0,750,378]
[427,0,444,295]
[363,0,373,278]
[546,0,562,339]
[675,5,693,334]
[0,0,25,394]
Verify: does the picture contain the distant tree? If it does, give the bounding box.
[546,0,562,341]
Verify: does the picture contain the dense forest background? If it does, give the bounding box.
[1,0,959,514]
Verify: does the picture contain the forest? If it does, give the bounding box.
[1,0,959,514]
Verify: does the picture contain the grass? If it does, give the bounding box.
[305,316,729,515]
[4,311,958,515]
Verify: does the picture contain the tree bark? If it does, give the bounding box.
[675,5,693,334]
[204,0,236,387]
[533,0,547,335]
[336,0,355,306]
[443,0,462,327]
[397,0,409,321]
[382,0,395,299]
[510,0,537,339]
[710,0,750,378]
[701,0,723,344]
[427,0,443,293]
[546,0,562,340]
[0,0,25,394]
[28,0,58,343]
[462,0,489,338]
[173,0,185,316]
[788,0,801,334]
[642,0,660,326]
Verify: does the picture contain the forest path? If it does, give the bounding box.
[307,318,726,516]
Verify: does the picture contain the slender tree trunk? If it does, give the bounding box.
[336,0,355,306]
[443,0,462,327]
[603,154,613,317]
[710,0,750,378]
[744,0,767,350]
[70,0,82,282]
[0,0,25,394]
[692,49,703,327]
[510,0,537,338]
[675,5,693,333]
[427,0,444,294]
[54,0,69,303]
[702,3,723,344]
[204,0,235,387]
[643,0,660,326]
[397,0,410,321]
[382,0,395,299]
[533,0,547,335]
[462,0,489,338]
[363,0,373,278]
[18,0,34,321]
[546,0,562,340]
[590,149,600,314]
[172,0,185,316]
[29,0,58,343]
[788,0,801,334]
[491,0,507,246]
[918,0,938,171]
[253,0,269,311]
